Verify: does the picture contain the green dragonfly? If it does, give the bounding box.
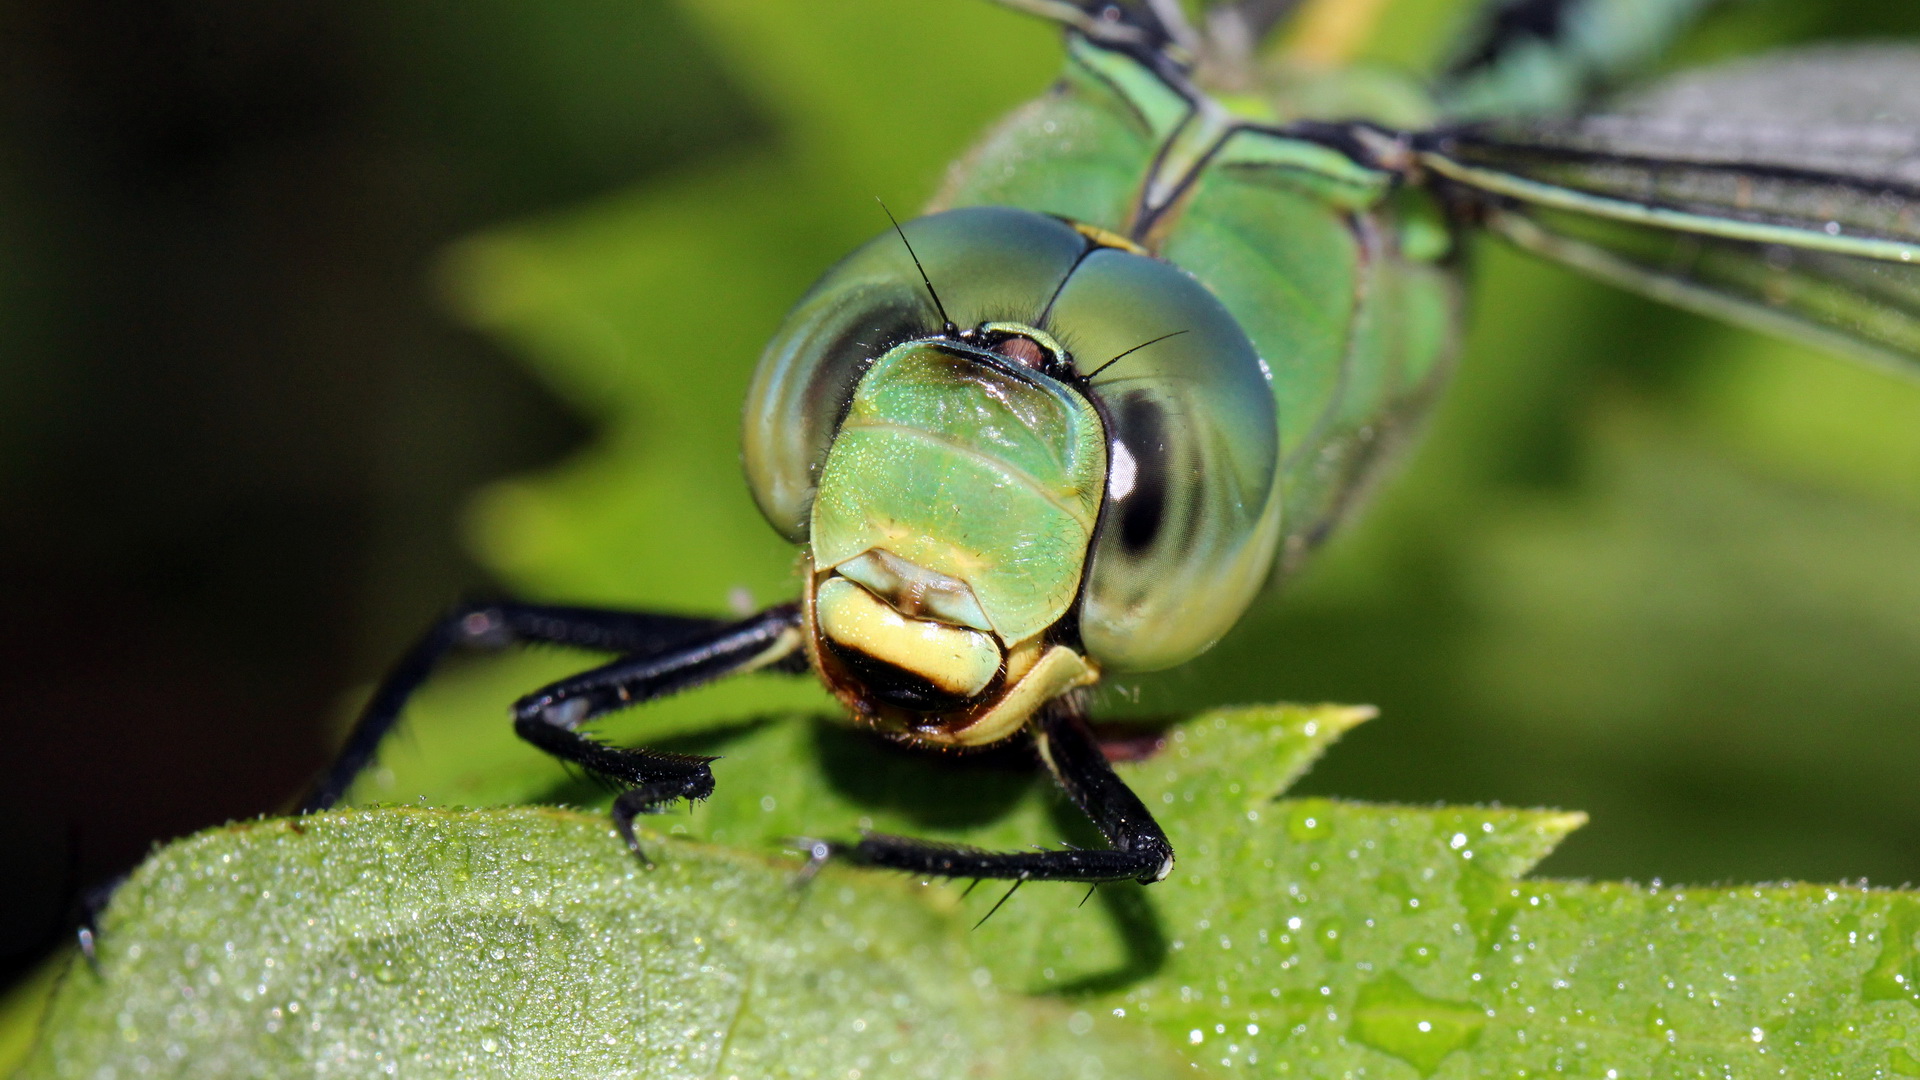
[302,0,1920,888]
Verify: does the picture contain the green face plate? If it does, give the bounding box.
[809,341,1106,647]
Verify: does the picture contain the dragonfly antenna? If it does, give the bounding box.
[1085,329,1189,379]
[878,198,956,336]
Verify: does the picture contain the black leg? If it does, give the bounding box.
[508,606,805,857]
[510,606,803,729]
[840,697,1175,885]
[301,600,800,812]
[510,727,717,861]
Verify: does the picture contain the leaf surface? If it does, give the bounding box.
[17,806,1185,1080]
[22,706,1920,1077]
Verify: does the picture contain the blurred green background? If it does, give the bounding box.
[4,0,1919,1000]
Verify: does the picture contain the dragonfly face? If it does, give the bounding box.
[743,206,1280,747]
[806,333,1107,745]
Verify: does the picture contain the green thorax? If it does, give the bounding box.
[934,34,1464,578]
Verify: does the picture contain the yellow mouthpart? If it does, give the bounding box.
[938,642,1098,748]
[815,577,1002,698]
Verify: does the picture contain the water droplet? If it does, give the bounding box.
[1864,899,1920,1004]
[1376,870,1419,910]
[1644,1004,1674,1042]
[1456,865,1522,953]
[1288,801,1333,841]
[1317,918,1345,962]
[1348,972,1485,1077]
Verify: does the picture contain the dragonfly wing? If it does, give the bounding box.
[1487,209,1920,377]
[1436,0,1718,118]
[1421,45,1920,370]
[1428,45,1920,256]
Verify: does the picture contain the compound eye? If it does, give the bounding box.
[742,208,1089,541]
[1052,248,1282,672]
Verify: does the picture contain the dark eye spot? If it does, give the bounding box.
[1118,394,1168,554]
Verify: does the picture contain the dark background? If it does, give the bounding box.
[5,0,1920,1000]
[0,0,756,990]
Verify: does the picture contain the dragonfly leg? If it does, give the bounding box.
[508,733,717,864]
[508,606,805,858]
[301,601,802,813]
[840,698,1175,886]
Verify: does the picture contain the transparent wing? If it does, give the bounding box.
[1487,209,1920,377]
[1420,45,1920,372]
[1429,45,1920,256]
[1436,0,1718,119]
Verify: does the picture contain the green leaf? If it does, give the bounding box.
[15,806,1188,1080]
[21,705,1920,1076]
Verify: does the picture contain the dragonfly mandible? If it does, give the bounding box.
[302,0,1920,888]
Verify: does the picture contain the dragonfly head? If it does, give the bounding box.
[744,206,1281,746]
[803,333,1106,745]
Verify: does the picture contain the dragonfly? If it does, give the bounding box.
[301,0,1920,890]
